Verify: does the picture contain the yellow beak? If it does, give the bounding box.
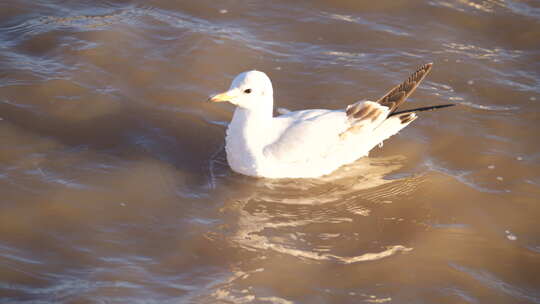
[207,90,238,103]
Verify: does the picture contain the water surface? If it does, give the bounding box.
[1,0,539,303]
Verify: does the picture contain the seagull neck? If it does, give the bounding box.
[231,106,273,129]
[225,100,273,174]
[228,99,274,152]
[232,94,274,127]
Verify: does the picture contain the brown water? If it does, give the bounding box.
[1,0,540,303]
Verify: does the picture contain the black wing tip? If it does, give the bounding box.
[389,103,456,116]
[424,103,456,111]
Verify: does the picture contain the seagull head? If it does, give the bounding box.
[208,70,273,110]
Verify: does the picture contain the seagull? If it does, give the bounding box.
[208,63,453,178]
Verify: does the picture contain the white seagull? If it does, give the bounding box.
[208,63,453,178]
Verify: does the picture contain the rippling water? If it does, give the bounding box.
[1,0,539,303]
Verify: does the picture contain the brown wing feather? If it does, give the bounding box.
[377,63,433,113]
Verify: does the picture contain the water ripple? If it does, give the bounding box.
[323,13,412,37]
[441,42,523,63]
[450,263,540,303]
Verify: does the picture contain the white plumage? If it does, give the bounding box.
[208,63,451,178]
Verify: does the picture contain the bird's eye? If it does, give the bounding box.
[244,89,252,94]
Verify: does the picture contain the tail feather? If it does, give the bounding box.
[397,112,417,124]
[342,63,455,139]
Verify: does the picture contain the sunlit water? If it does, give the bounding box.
[1,0,539,303]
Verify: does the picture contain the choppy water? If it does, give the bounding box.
[1,0,539,303]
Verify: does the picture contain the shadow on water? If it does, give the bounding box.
[0,98,223,182]
[0,99,233,301]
